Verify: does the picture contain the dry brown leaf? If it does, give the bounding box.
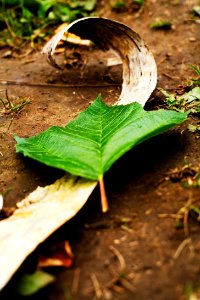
[38,241,74,268]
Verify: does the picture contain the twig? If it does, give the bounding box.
[119,278,135,293]
[134,6,144,19]
[106,263,135,293]
[71,268,80,296]
[106,265,120,289]
[0,80,121,88]
[112,285,124,293]
[158,213,183,219]
[0,97,6,109]
[5,89,12,110]
[173,238,191,260]
[109,245,126,273]
[3,17,16,39]
[7,115,15,132]
[162,72,179,80]
[183,209,189,236]
[105,247,126,288]
[90,273,103,299]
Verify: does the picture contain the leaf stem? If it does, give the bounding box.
[99,176,109,213]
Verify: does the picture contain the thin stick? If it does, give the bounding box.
[173,238,191,260]
[3,17,16,39]
[109,245,126,274]
[7,115,15,132]
[90,273,103,298]
[0,80,120,88]
[71,268,80,295]
[99,176,109,213]
[120,278,135,293]
[5,89,12,110]
[183,209,189,236]
[158,213,183,219]
[106,264,120,289]
[0,97,6,109]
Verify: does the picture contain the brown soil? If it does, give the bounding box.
[0,0,200,299]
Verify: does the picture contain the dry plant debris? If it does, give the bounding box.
[0,16,157,291]
[0,89,31,131]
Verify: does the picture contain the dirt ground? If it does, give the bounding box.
[0,0,200,299]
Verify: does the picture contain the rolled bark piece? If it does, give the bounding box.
[42,17,157,106]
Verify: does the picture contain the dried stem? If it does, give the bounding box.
[99,176,109,213]
[109,246,126,274]
[71,268,80,295]
[183,209,189,236]
[0,97,6,109]
[3,17,16,39]
[173,238,191,260]
[5,89,12,110]
[90,273,103,298]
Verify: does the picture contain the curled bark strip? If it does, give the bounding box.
[42,17,157,106]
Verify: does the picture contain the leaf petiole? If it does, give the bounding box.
[98,176,109,213]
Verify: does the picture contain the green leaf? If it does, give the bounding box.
[184,87,200,102]
[15,95,187,182]
[16,270,55,296]
[36,0,55,19]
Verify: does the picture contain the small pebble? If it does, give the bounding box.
[104,289,113,299]
[189,37,196,42]
[156,261,162,267]
[146,269,153,275]
[114,239,120,245]
[145,209,152,216]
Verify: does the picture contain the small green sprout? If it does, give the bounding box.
[110,0,126,10]
[133,0,145,6]
[176,199,200,235]
[150,20,172,30]
[0,89,31,114]
[188,65,200,87]
[0,89,32,131]
[190,65,200,76]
